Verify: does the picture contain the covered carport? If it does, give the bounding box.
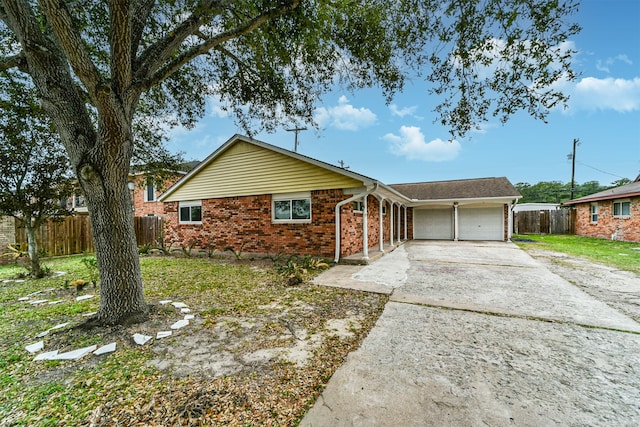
[392,177,521,241]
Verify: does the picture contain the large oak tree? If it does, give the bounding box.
[0,0,580,325]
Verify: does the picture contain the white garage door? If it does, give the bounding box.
[458,207,503,240]
[414,208,453,240]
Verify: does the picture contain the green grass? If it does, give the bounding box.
[513,234,640,274]
[0,254,386,425]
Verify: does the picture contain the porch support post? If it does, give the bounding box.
[397,205,401,242]
[404,206,408,240]
[390,202,394,246]
[453,202,459,241]
[379,199,385,253]
[362,195,369,260]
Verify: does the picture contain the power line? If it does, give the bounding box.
[576,161,626,179]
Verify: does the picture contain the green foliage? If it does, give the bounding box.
[276,255,330,286]
[514,180,629,203]
[224,242,247,261]
[80,256,99,284]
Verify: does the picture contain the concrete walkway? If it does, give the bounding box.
[302,241,640,426]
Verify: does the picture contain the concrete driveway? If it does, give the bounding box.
[302,241,640,426]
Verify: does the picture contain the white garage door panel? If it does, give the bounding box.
[459,207,503,240]
[414,208,453,240]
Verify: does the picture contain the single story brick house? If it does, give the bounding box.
[563,177,640,242]
[159,135,521,262]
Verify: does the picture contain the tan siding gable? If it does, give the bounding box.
[164,141,363,201]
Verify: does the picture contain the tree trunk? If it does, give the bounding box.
[24,224,42,278]
[2,0,148,325]
[79,134,149,325]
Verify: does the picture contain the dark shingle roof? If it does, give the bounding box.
[563,180,640,205]
[390,177,521,200]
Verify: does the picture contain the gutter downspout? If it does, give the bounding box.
[334,183,379,264]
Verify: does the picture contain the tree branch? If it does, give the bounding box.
[38,0,104,98]
[130,0,156,58]
[133,0,224,83]
[108,0,132,99]
[0,52,27,72]
[136,0,301,91]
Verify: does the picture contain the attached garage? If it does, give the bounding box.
[458,206,504,240]
[391,177,521,242]
[414,208,453,239]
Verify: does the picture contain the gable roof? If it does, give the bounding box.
[159,134,409,203]
[390,177,521,201]
[159,135,521,206]
[563,180,640,205]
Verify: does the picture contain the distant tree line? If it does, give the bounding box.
[515,178,631,204]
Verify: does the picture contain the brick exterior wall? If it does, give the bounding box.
[574,197,640,242]
[165,189,401,259]
[130,174,183,217]
[504,204,509,241]
[0,216,16,266]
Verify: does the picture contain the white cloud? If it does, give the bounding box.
[389,104,418,118]
[384,126,461,162]
[314,96,377,131]
[596,54,633,73]
[570,77,640,112]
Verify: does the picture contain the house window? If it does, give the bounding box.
[590,203,598,223]
[613,200,631,218]
[273,193,311,222]
[179,200,202,224]
[353,200,365,213]
[145,181,156,202]
[382,205,387,215]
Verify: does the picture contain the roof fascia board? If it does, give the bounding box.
[408,195,521,207]
[563,191,640,205]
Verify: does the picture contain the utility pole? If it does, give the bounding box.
[286,127,307,152]
[568,138,579,200]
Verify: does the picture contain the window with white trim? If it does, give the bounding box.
[145,181,156,202]
[613,200,631,218]
[179,200,202,223]
[382,204,387,215]
[353,200,365,213]
[272,193,311,222]
[590,203,598,223]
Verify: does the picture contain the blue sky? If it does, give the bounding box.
[167,0,640,187]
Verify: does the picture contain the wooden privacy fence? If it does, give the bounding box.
[513,209,575,235]
[13,215,164,257]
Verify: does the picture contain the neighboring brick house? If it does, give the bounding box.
[0,216,16,266]
[563,177,640,242]
[128,170,192,217]
[159,135,521,263]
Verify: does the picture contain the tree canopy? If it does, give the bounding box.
[0,0,581,324]
[515,179,632,204]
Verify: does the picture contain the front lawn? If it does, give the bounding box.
[513,234,640,274]
[0,255,387,426]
